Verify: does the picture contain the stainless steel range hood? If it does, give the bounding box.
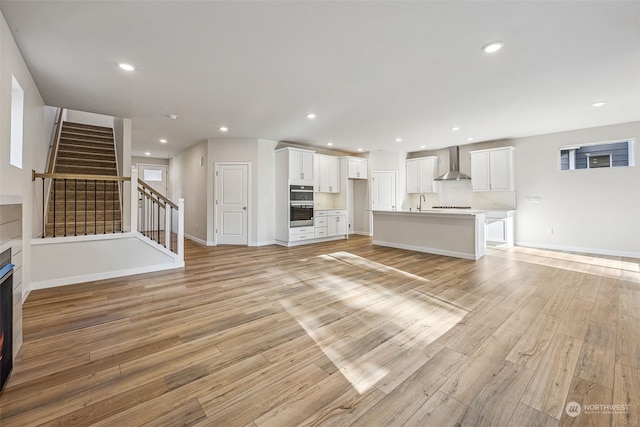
[434,146,471,181]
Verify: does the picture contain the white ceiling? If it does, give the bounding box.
[2,1,639,158]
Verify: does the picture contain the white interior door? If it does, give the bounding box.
[216,163,248,245]
[371,171,397,211]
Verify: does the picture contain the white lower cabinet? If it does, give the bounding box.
[289,226,315,242]
[485,211,515,247]
[326,210,348,236]
[314,211,328,238]
[315,209,348,238]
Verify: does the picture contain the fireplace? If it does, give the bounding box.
[0,247,13,393]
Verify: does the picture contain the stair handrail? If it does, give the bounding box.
[33,171,131,182]
[137,178,177,209]
[46,108,64,174]
[32,170,131,238]
[133,168,183,258]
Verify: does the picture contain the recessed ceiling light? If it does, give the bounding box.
[219,126,229,132]
[451,127,461,132]
[159,138,167,143]
[466,137,474,142]
[482,41,504,53]
[357,148,363,152]
[395,138,403,143]
[592,101,607,107]
[144,152,151,156]
[420,145,426,149]
[327,142,333,146]
[118,63,135,71]
[306,113,317,119]
[167,114,178,120]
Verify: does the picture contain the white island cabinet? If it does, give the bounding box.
[371,209,486,260]
[485,210,515,247]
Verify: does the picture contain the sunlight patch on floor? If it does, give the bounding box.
[489,246,640,283]
[280,251,467,394]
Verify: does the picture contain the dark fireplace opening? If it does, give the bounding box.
[0,247,14,393]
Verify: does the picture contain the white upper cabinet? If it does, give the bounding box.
[347,157,368,179]
[470,146,515,192]
[315,154,341,193]
[406,156,438,193]
[287,148,315,184]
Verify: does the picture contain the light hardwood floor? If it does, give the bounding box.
[1,236,638,426]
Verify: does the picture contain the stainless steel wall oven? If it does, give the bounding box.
[289,185,314,227]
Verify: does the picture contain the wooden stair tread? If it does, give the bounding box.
[57,150,115,159]
[62,121,114,132]
[59,139,116,148]
[46,121,122,237]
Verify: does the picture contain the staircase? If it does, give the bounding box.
[46,122,122,236]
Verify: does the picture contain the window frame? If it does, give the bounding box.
[559,139,635,171]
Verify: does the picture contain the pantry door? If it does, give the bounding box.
[215,163,249,245]
[371,171,397,211]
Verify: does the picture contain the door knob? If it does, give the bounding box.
[243,207,247,210]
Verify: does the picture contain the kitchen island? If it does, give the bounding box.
[371,209,486,260]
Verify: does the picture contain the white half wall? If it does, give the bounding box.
[31,233,183,289]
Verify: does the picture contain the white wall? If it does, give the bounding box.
[205,138,277,246]
[368,150,407,209]
[114,118,132,230]
[1,12,54,298]
[513,121,640,257]
[132,156,170,167]
[256,139,277,245]
[171,141,208,243]
[65,109,114,128]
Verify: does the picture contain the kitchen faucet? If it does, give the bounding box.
[419,194,426,211]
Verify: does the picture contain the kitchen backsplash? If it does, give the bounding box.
[403,180,516,210]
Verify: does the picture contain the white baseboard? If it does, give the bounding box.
[515,241,640,259]
[31,261,185,290]
[373,239,479,260]
[184,233,207,246]
[251,240,277,247]
[22,282,32,301]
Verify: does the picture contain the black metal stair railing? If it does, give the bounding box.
[32,171,182,257]
[32,171,130,237]
[137,179,179,254]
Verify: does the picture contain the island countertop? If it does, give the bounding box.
[370,208,488,216]
[371,209,486,260]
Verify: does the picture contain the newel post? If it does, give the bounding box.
[130,166,138,233]
[177,198,185,259]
